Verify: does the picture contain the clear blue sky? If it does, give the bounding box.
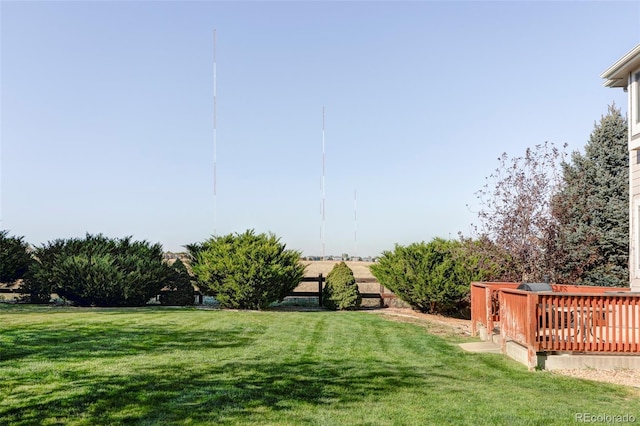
[2,1,640,256]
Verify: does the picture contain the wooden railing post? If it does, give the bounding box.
[499,290,507,354]
[471,283,478,337]
[486,287,494,339]
[318,273,323,307]
[526,292,539,370]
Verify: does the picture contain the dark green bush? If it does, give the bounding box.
[18,277,52,304]
[159,258,195,306]
[21,238,63,304]
[188,230,305,309]
[0,230,32,283]
[28,234,173,307]
[323,262,361,310]
[370,238,486,316]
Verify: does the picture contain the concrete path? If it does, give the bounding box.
[458,341,501,353]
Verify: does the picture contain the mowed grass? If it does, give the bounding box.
[1,305,638,425]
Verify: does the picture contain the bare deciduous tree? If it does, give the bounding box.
[469,142,567,282]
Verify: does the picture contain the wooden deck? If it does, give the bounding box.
[471,282,638,369]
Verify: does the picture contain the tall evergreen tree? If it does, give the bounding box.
[552,105,628,287]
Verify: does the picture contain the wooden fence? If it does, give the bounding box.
[192,275,392,307]
[3,275,395,307]
[286,274,393,307]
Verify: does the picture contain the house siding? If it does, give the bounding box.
[631,132,640,151]
[632,156,640,194]
[631,126,640,289]
[628,77,640,290]
[632,154,639,289]
[602,45,640,289]
[631,145,640,289]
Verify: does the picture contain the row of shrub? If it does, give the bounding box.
[2,230,487,315]
[12,233,194,306]
[370,238,495,316]
[1,230,307,309]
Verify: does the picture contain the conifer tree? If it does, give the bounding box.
[323,261,361,310]
[552,105,628,286]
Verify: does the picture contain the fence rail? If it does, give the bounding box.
[287,275,390,307]
[2,275,393,308]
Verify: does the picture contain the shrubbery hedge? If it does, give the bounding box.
[159,258,195,306]
[323,262,361,310]
[26,234,177,306]
[370,238,486,316]
[188,230,305,309]
[0,230,32,283]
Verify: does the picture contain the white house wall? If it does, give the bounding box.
[631,69,640,291]
[631,71,640,142]
[631,152,640,290]
[602,44,640,290]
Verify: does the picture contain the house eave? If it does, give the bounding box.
[601,44,640,88]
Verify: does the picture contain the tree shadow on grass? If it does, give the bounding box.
[0,322,262,363]
[1,356,459,425]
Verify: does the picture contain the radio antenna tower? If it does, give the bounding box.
[213,28,218,236]
[354,189,357,258]
[321,107,326,260]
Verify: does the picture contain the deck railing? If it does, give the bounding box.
[470,282,521,338]
[550,285,630,294]
[536,292,640,353]
[471,282,631,339]
[494,287,640,368]
[498,288,539,366]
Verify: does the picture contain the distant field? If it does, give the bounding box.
[2,306,638,425]
[300,261,375,279]
[295,261,381,299]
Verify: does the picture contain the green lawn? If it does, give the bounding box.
[0,305,637,425]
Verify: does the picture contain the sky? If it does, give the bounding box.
[2,1,640,257]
